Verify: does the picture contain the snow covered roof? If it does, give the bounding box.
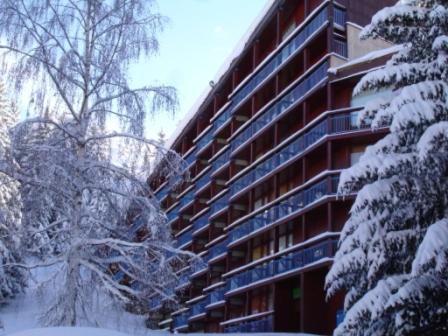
[165,0,277,149]
[329,45,402,75]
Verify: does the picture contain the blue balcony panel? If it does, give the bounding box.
[334,7,347,28]
[230,6,330,111]
[192,210,210,233]
[175,229,193,248]
[189,298,208,320]
[207,238,229,263]
[228,240,337,293]
[230,111,372,201]
[209,190,230,218]
[229,176,339,245]
[231,60,329,156]
[206,287,226,309]
[173,310,190,330]
[224,315,274,333]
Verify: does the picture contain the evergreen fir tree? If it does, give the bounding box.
[0,83,26,306]
[326,1,448,335]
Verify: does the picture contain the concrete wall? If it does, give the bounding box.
[346,22,393,60]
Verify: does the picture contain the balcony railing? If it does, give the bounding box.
[196,127,214,152]
[184,148,197,167]
[224,315,273,333]
[333,39,348,58]
[211,147,231,174]
[334,7,347,28]
[166,205,180,223]
[149,296,162,310]
[213,104,234,131]
[179,190,195,210]
[193,211,210,232]
[231,6,329,110]
[228,240,337,291]
[210,191,230,217]
[195,169,212,193]
[176,229,193,248]
[207,238,229,262]
[173,310,190,329]
[207,287,226,307]
[155,184,170,201]
[231,61,329,155]
[190,298,207,319]
[229,176,339,244]
[230,112,367,198]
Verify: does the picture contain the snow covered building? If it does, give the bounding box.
[148,0,396,333]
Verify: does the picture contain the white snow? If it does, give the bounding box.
[7,328,133,336]
[9,330,314,336]
[329,45,402,75]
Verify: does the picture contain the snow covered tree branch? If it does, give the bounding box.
[326,1,448,335]
[0,0,190,328]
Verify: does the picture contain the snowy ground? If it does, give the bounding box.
[8,329,312,336]
[2,268,315,336]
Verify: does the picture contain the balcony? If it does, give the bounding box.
[334,7,347,29]
[173,310,190,330]
[229,176,339,244]
[206,287,226,309]
[192,210,210,233]
[195,169,212,194]
[178,190,195,210]
[149,296,162,311]
[207,238,228,262]
[231,60,329,155]
[333,39,347,58]
[154,183,169,201]
[189,298,207,320]
[211,147,231,175]
[230,112,368,199]
[196,127,214,154]
[228,240,337,292]
[210,191,230,218]
[184,147,197,168]
[166,204,180,223]
[175,229,193,248]
[231,6,331,110]
[213,104,234,133]
[224,315,273,333]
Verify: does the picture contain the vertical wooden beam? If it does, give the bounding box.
[253,39,260,70]
[327,1,335,55]
[300,272,305,332]
[232,68,239,91]
[276,8,282,46]
[327,202,333,231]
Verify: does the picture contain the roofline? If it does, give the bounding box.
[165,0,279,150]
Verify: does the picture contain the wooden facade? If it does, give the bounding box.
[148,0,396,334]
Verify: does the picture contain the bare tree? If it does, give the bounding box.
[0,0,189,327]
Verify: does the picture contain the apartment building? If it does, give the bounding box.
[147,0,396,334]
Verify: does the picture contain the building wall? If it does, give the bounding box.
[148,1,394,334]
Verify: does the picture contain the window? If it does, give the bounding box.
[252,233,275,261]
[278,222,294,251]
[250,287,274,314]
[350,145,366,166]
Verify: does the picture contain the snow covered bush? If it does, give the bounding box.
[326,1,448,335]
[0,0,190,327]
[0,82,26,307]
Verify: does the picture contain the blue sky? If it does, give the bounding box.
[131,0,268,140]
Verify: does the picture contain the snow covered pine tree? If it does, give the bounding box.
[326,1,448,335]
[0,82,26,309]
[0,0,190,327]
